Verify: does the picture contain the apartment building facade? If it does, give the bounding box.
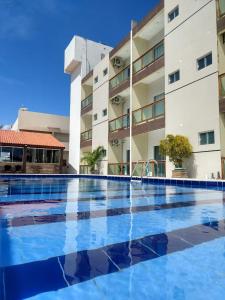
[65,0,225,179]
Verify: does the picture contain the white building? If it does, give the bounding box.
[65,0,225,179]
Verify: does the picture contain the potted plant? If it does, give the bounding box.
[81,146,106,174]
[160,134,192,178]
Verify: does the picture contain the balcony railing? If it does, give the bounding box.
[132,160,166,177]
[218,0,225,16]
[109,65,130,90]
[220,74,225,98]
[81,94,93,110]
[108,161,166,177]
[81,129,92,142]
[133,41,164,74]
[133,99,165,125]
[80,165,91,174]
[109,114,130,132]
[108,163,130,175]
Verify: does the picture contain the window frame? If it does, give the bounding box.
[103,68,108,76]
[94,76,98,84]
[94,113,98,121]
[102,108,107,117]
[197,52,212,71]
[168,70,180,84]
[168,6,179,23]
[199,131,215,145]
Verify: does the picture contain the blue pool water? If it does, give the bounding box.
[1,177,225,300]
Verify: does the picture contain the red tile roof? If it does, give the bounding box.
[0,130,65,149]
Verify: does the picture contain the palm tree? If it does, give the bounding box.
[81,146,106,174]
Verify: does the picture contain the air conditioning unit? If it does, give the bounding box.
[111,96,123,105]
[112,56,124,68]
[111,139,120,147]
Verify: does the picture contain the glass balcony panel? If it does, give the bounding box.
[219,0,225,15]
[109,66,130,90]
[133,60,142,73]
[122,115,129,128]
[154,43,164,60]
[154,101,165,117]
[109,121,116,132]
[221,75,225,97]
[133,110,142,124]
[142,50,154,68]
[81,94,92,109]
[142,106,153,121]
[115,118,122,130]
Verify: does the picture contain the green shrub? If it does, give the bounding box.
[160,135,192,168]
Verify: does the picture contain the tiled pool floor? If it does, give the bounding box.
[1,177,225,299]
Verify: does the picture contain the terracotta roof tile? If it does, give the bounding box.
[0,130,65,149]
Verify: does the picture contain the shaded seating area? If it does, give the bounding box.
[0,130,65,174]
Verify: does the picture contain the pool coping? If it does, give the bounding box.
[0,173,225,189]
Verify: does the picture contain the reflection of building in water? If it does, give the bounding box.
[63,178,110,282]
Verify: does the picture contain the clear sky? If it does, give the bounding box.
[0,0,159,126]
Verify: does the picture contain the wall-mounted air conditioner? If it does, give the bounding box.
[112,56,124,68]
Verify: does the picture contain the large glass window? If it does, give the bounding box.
[26,148,60,163]
[0,147,23,162]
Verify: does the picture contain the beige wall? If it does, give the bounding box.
[165,0,220,178]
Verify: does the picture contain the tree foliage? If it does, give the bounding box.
[81,146,106,173]
[160,134,192,168]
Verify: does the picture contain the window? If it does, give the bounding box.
[199,131,215,145]
[168,6,179,22]
[197,53,212,70]
[94,113,98,121]
[168,70,180,84]
[103,68,108,76]
[0,147,23,162]
[94,76,98,84]
[154,146,165,161]
[26,148,60,163]
[102,108,107,116]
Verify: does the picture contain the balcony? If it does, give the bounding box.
[133,41,164,84]
[109,66,130,98]
[80,129,92,148]
[108,163,130,175]
[109,114,130,140]
[217,0,225,32]
[218,0,225,17]
[132,98,165,135]
[81,94,93,115]
[219,74,225,112]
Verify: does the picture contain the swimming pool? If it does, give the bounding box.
[1,176,225,300]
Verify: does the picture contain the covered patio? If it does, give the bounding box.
[0,130,65,174]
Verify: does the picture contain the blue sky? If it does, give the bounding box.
[0,0,159,126]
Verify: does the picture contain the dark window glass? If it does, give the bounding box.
[103,68,108,76]
[94,114,98,121]
[36,149,43,163]
[0,147,12,162]
[169,70,180,84]
[52,150,60,163]
[199,131,215,145]
[197,53,212,70]
[168,6,179,22]
[94,76,98,84]
[154,146,165,161]
[102,109,107,116]
[13,148,23,162]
